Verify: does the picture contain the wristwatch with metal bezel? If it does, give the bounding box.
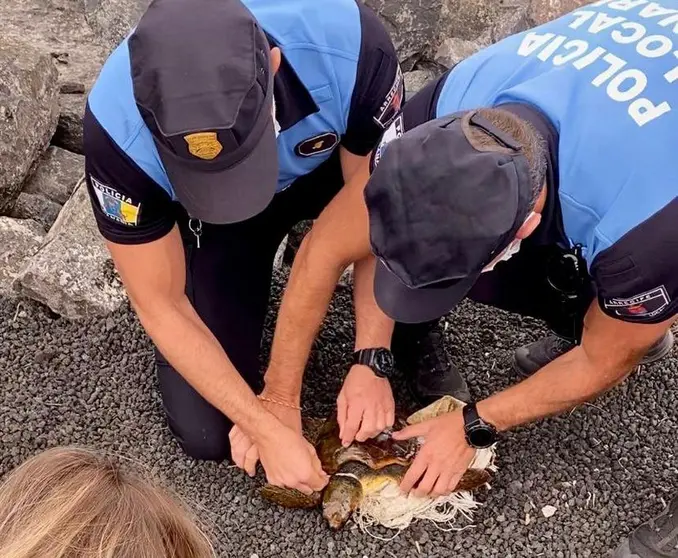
[462,402,498,449]
[352,348,395,380]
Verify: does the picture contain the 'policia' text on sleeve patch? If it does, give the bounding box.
[91,176,142,226]
[603,285,671,320]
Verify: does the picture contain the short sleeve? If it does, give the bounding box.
[591,198,678,324]
[341,3,404,156]
[83,104,177,245]
[369,71,448,173]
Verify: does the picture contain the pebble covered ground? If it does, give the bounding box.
[1,269,676,558]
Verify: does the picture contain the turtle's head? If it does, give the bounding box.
[322,474,363,530]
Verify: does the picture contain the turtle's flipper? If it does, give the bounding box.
[455,468,492,492]
[322,461,370,530]
[260,484,322,509]
[301,417,327,445]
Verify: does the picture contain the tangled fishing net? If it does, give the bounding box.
[353,396,499,540]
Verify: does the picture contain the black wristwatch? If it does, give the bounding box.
[352,348,395,379]
[462,402,498,449]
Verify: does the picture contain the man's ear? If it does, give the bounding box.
[516,211,542,239]
[270,47,282,75]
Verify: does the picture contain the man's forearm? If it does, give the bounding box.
[353,256,394,350]
[134,296,276,441]
[477,346,635,432]
[264,233,349,401]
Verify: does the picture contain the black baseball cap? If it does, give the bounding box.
[129,0,278,224]
[365,109,533,324]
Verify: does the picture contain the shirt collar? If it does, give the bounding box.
[265,32,319,131]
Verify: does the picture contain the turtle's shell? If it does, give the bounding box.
[314,416,418,475]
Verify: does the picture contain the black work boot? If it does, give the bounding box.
[392,321,471,406]
[613,494,678,557]
[513,330,675,377]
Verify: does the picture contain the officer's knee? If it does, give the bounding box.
[175,432,232,463]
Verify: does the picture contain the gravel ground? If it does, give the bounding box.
[1,268,677,558]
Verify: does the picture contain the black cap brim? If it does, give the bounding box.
[162,119,279,225]
[374,259,480,324]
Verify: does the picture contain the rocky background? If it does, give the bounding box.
[0,0,594,317]
[3,1,677,558]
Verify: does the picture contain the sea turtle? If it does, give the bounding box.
[260,396,496,530]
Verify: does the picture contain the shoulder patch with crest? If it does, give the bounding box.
[371,114,404,172]
[373,65,404,130]
[91,176,141,227]
[603,285,671,320]
[295,132,339,157]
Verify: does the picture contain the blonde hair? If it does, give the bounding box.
[0,447,215,558]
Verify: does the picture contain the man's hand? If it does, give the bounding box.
[230,416,328,494]
[392,411,476,498]
[337,364,395,447]
[256,420,329,495]
[230,388,303,476]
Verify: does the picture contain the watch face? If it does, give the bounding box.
[374,350,395,374]
[468,426,496,448]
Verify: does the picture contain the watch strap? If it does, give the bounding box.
[462,402,498,448]
[352,348,393,379]
[462,402,482,427]
[352,348,377,367]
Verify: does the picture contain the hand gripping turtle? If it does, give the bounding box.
[260,396,498,534]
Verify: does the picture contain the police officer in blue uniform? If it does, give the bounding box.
[83,0,469,494]
[262,1,678,552]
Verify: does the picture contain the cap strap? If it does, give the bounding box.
[461,110,524,154]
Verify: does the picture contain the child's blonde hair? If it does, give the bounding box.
[0,446,215,558]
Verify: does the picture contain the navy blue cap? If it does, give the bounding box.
[365,109,533,323]
[129,0,277,224]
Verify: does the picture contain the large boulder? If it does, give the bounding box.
[22,146,84,206]
[9,146,84,232]
[9,194,63,233]
[435,38,483,69]
[363,0,532,65]
[0,39,60,215]
[53,89,88,154]
[84,0,152,53]
[2,0,109,155]
[528,0,595,26]
[364,0,445,65]
[404,69,438,99]
[491,4,533,43]
[0,218,45,297]
[438,0,504,44]
[14,178,126,319]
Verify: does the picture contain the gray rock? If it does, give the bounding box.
[438,0,505,43]
[0,39,60,215]
[0,217,45,296]
[435,38,483,69]
[491,5,532,43]
[2,0,108,157]
[23,146,85,205]
[84,0,152,53]
[14,178,126,319]
[274,236,288,270]
[53,92,87,154]
[404,70,436,99]
[529,0,594,26]
[9,193,62,232]
[337,264,354,289]
[363,0,444,64]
